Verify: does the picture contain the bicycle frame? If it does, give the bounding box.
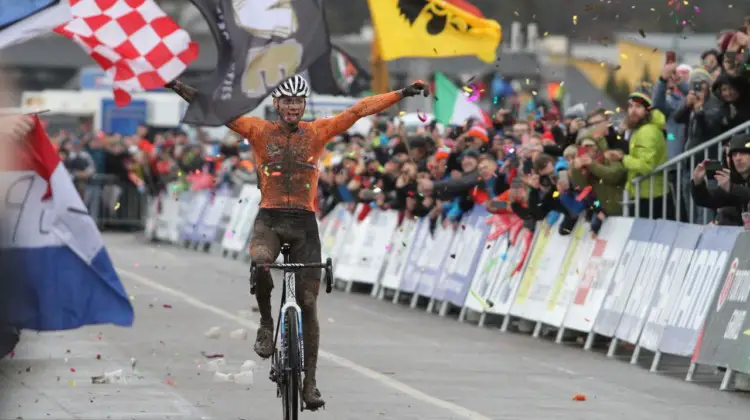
[248,246,334,414]
[276,267,305,375]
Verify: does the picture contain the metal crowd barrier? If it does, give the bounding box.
[621,119,750,222]
[78,174,147,230]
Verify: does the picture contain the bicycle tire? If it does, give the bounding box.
[283,307,301,420]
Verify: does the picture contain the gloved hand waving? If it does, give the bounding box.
[401,80,429,98]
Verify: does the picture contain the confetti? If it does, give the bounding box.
[572,15,578,25]
[572,394,586,401]
[552,191,560,198]
[638,29,646,38]
[201,352,225,359]
[114,202,120,210]
[417,110,428,122]
[305,183,311,189]
[162,304,173,309]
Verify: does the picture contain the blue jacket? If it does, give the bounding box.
[652,79,688,159]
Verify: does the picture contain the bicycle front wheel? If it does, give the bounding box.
[283,307,301,420]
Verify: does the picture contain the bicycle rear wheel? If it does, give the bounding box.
[283,307,301,420]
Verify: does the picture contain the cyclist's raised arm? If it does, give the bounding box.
[226,116,265,146]
[312,91,401,143]
[166,79,263,143]
[312,81,427,145]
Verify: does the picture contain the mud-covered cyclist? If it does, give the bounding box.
[166,75,428,409]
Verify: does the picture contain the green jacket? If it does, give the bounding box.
[623,109,669,199]
[570,137,627,216]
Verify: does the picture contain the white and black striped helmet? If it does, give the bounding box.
[271,74,310,98]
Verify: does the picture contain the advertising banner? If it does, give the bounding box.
[562,217,634,333]
[334,204,366,280]
[510,219,552,319]
[221,185,262,253]
[320,205,353,262]
[179,191,211,242]
[349,210,400,285]
[464,217,512,314]
[541,222,591,327]
[380,218,417,291]
[433,208,491,307]
[483,226,535,316]
[415,222,455,298]
[615,220,680,344]
[659,226,738,357]
[155,192,181,243]
[511,218,573,321]
[637,224,702,352]
[693,231,750,368]
[399,218,431,293]
[593,218,655,338]
[195,189,233,244]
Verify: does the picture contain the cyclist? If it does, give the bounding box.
[166,75,427,409]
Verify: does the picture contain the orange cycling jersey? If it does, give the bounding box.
[228,91,402,212]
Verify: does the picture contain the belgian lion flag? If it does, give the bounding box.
[367,0,501,63]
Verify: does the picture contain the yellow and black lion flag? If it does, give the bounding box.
[367,0,501,63]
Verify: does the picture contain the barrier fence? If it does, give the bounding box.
[144,182,750,391]
[81,174,147,230]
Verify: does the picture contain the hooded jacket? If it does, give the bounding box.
[623,109,669,199]
[713,71,750,132]
[673,90,725,154]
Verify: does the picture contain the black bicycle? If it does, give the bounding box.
[249,244,333,419]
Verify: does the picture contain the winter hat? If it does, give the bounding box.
[689,68,713,87]
[435,146,451,161]
[729,133,750,154]
[628,92,653,109]
[466,126,489,143]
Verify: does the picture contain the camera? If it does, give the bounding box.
[539,174,554,188]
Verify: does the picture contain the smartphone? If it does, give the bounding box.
[522,159,533,175]
[558,170,569,183]
[704,160,723,178]
[666,50,677,64]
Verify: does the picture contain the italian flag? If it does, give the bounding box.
[434,71,492,127]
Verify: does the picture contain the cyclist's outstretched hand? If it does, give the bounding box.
[402,80,429,98]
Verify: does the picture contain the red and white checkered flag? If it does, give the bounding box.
[54,0,199,106]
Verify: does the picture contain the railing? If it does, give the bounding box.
[77,174,147,230]
[621,119,750,222]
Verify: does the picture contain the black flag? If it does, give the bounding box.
[308,44,372,96]
[185,0,331,126]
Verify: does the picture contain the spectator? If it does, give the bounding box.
[714,70,750,131]
[691,133,750,226]
[675,68,725,154]
[653,61,689,159]
[702,49,722,78]
[586,108,629,153]
[605,92,675,219]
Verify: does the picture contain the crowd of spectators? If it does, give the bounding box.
[51,120,252,226]
[53,18,750,232]
[317,19,750,231]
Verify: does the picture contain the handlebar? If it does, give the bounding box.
[249,257,334,295]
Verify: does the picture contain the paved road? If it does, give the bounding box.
[2,233,750,419]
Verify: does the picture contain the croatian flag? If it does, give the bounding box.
[0,117,134,331]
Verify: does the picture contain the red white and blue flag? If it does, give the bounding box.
[0,117,134,330]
